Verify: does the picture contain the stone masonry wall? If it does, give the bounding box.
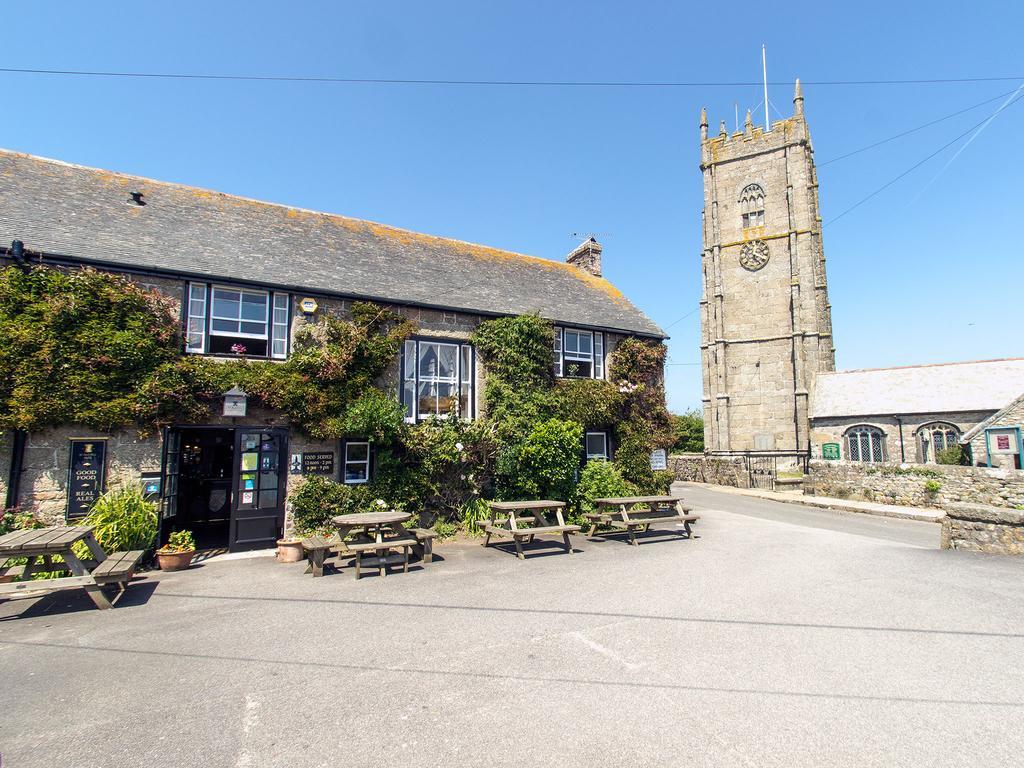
[806,460,1024,509]
[968,394,1024,468]
[941,503,1024,555]
[669,453,750,488]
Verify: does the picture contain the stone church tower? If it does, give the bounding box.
[699,81,835,453]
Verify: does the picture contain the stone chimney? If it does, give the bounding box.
[566,237,602,277]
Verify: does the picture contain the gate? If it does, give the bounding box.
[747,456,776,490]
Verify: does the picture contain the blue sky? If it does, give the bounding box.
[3,2,1022,412]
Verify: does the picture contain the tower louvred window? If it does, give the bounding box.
[739,183,765,227]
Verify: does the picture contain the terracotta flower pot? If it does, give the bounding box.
[156,549,196,572]
[276,539,304,563]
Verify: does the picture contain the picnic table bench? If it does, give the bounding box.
[481,501,580,560]
[302,524,437,578]
[0,526,145,609]
[585,496,699,546]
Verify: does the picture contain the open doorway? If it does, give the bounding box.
[159,426,289,552]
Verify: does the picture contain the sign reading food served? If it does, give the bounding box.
[302,451,335,475]
[67,439,108,520]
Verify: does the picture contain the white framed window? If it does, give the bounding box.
[343,440,371,484]
[555,327,605,379]
[585,431,609,461]
[845,425,885,463]
[185,282,208,353]
[184,284,290,358]
[271,293,290,360]
[918,422,960,463]
[401,338,474,422]
[740,183,765,228]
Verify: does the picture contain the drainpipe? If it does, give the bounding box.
[896,417,906,463]
[5,430,27,511]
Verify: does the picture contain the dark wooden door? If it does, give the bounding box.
[158,428,182,546]
[229,427,288,552]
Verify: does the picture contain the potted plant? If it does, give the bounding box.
[156,530,197,571]
[276,536,305,563]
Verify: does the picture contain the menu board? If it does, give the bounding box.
[302,452,335,475]
[67,439,107,520]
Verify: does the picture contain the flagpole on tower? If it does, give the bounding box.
[762,44,770,132]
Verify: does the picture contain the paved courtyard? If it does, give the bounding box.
[2,486,1023,768]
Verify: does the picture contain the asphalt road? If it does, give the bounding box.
[2,487,1022,768]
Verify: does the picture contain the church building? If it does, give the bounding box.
[698,83,1023,469]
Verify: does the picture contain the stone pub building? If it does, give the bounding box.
[0,148,665,552]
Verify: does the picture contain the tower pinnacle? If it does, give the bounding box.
[794,78,804,116]
[700,107,708,140]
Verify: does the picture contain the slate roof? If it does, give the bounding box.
[0,148,664,338]
[960,391,1024,443]
[810,358,1024,419]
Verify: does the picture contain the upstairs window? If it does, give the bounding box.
[554,327,604,379]
[739,183,765,228]
[845,425,885,463]
[401,338,474,422]
[185,283,289,359]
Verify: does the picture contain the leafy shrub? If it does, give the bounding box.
[459,496,491,535]
[671,410,704,453]
[572,460,636,522]
[290,476,352,535]
[649,469,675,495]
[432,520,458,540]
[924,479,942,494]
[936,446,964,465]
[83,486,158,553]
[161,530,195,553]
[496,418,582,501]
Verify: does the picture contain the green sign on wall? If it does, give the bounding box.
[822,443,840,460]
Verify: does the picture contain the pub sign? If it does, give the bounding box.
[301,451,335,475]
[67,439,108,520]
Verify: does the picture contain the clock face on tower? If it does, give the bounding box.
[739,239,770,271]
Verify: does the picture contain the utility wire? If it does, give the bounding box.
[0,67,1022,88]
[818,88,1019,167]
[824,90,1024,228]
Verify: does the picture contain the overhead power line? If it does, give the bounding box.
[0,67,1022,88]
[824,89,1024,228]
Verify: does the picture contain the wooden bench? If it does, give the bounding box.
[90,550,146,587]
[411,528,436,563]
[302,534,343,577]
[347,537,417,579]
[482,501,580,560]
[588,496,700,546]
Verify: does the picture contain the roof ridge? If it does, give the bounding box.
[820,357,1024,376]
[0,146,628,296]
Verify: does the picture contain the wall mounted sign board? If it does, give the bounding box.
[67,439,108,520]
[302,452,335,475]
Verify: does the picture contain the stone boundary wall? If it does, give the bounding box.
[669,454,749,488]
[806,460,1024,509]
[941,503,1024,555]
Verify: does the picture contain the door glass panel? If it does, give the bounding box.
[259,470,278,490]
[240,452,258,471]
[258,489,278,509]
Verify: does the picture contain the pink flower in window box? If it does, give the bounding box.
[230,343,247,355]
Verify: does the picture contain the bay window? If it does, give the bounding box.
[554,327,604,379]
[401,338,474,422]
[185,282,289,359]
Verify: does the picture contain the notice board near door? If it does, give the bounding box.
[67,438,108,520]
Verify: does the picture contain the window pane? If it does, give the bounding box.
[594,333,604,379]
[402,379,415,420]
[212,318,239,332]
[346,442,369,462]
[578,332,592,354]
[586,432,607,458]
[419,381,457,417]
[460,345,471,384]
[240,295,266,321]
[404,341,416,380]
[564,331,579,354]
[345,463,369,483]
[564,360,592,378]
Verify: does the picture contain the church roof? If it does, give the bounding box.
[0,148,665,338]
[960,391,1024,443]
[810,358,1024,419]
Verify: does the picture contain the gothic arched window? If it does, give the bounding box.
[739,183,765,228]
[845,425,885,463]
[917,422,960,463]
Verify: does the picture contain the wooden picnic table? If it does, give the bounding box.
[331,511,416,579]
[586,495,700,546]
[481,500,580,560]
[0,526,145,609]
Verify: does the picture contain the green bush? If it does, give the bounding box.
[290,476,352,536]
[671,410,704,453]
[924,479,942,494]
[496,418,582,501]
[163,530,196,553]
[936,446,964,465]
[432,520,458,540]
[572,460,636,522]
[83,486,159,554]
[459,496,491,536]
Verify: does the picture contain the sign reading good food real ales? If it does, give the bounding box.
[67,439,108,520]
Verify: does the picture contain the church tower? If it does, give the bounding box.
[699,81,835,453]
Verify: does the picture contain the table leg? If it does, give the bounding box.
[62,548,112,610]
[562,531,573,553]
[513,537,526,561]
[82,533,107,564]
[20,554,39,580]
[312,549,325,577]
[376,526,386,578]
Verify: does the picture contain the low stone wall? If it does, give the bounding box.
[669,454,749,488]
[941,503,1024,555]
[806,460,1024,509]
